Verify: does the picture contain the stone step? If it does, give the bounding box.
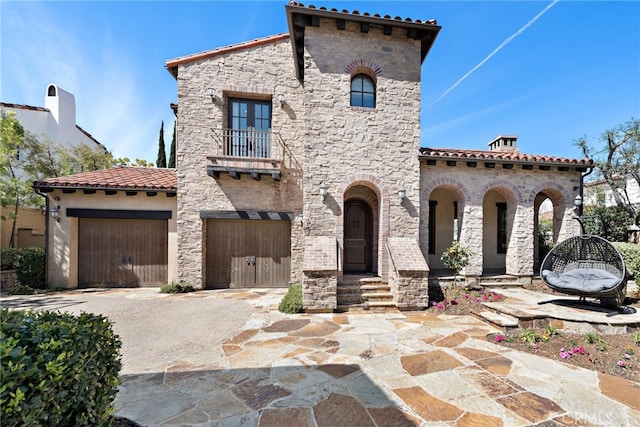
[478,281,523,288]
[475,310,519,331]
[337,285,362,294]
[337,294,364,304]
[360,284,391,292]
[361,292,393,302]
[367,301,398,309]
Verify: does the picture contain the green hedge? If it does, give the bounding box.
[1,309,122,426]
[613,242,640,279]
[1,248,19,270]
[278,284,303,314]
[160,281,195,294]
[13,247,46,290]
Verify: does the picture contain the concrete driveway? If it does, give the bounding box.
[0,288,255,375]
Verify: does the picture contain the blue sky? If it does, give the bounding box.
[1,1,638,163]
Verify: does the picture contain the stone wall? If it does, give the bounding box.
[386,238,430,309]
[302,236,338,311]
[0,270,18,293]
[301,20,424,279]
[175,39,305,287]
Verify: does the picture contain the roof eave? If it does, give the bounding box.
[418,154,594,169]
[285,4,441,82]
[33,183,177,193]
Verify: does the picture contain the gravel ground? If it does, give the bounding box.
[0,290,253,375]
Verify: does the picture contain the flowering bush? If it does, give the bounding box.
[441,241,472,276]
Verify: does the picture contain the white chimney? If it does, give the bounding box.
[488,135,518,153]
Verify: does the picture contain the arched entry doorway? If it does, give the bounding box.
[344,199,374,272]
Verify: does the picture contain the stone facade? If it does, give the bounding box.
[167,4,591,310]
[420,158,584,279]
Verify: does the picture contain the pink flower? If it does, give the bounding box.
[617,360,627,368]
[471,298,479,304]
[624,353,632,359]
[559,348,572,359]
[494,335,505,343]
[450,299,458,305]
[572,346,588,355]
[531,343,538,350]
[482,294,488,302]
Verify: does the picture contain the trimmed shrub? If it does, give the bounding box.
[1,248,19,270]
[278,284,303,314]
[7,284,35,295]
[613,242,640,279]
[160,281,195,294]
[13,247,45,289]
[1,309,122,426]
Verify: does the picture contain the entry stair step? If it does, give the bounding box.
[478,275,524,289]
[337,276,395,311]
[474,310,519,332]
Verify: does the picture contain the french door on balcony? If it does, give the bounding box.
[227,98,272,158]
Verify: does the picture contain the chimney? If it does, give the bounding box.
[488,135,518,153]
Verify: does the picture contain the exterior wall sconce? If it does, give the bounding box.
[277,94,285,107]
[50,205,61,222]
[320,183,328,201]
[573,194,582,207]
[397,188,406,201]
[207,88,216,103]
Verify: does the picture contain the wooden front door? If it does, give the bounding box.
[206,219,291,288]
[344,200,373,272]
[78,218,168,287]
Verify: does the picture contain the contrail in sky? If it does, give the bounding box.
[431,0,560,106]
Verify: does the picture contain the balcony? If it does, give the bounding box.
[207,129,299,181]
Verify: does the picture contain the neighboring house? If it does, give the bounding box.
[1,84,105,248]
[583,174,640,208]
[1,84,103,152]
[34,3,592,311]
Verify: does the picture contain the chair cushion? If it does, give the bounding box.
[542,268,620,293]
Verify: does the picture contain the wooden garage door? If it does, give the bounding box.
[78,218,168,287]
[206,219,290,288]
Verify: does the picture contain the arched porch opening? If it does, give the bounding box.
[533,189,566,272]
[482,188,517,275]
[426,186,466,272]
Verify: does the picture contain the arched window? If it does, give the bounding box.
[350,74,375,108]
[47,85,57,97]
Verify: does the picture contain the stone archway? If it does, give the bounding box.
[343,185,380,274]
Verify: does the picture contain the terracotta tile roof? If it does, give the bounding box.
[287,1,438,26]
[419,147,593,166]
[33,166,177,191]
[166,33,290,78]
[1,102,49,113]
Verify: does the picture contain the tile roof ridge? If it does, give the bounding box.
[287,1,438,26]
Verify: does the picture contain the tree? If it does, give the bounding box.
[168,121,176,168]
[583,205,633,242]
[1,110,28,247]
[575,118,640,225]
[1,109,154,246]
[156,121,167,168]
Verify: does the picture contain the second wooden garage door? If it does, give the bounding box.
[78,218,168,287]
[206,219,291,288]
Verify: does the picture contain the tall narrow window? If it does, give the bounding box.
[227,98,271,158]
[497,203,507,253]
[350,74,375,108]
[428,200,437,254]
